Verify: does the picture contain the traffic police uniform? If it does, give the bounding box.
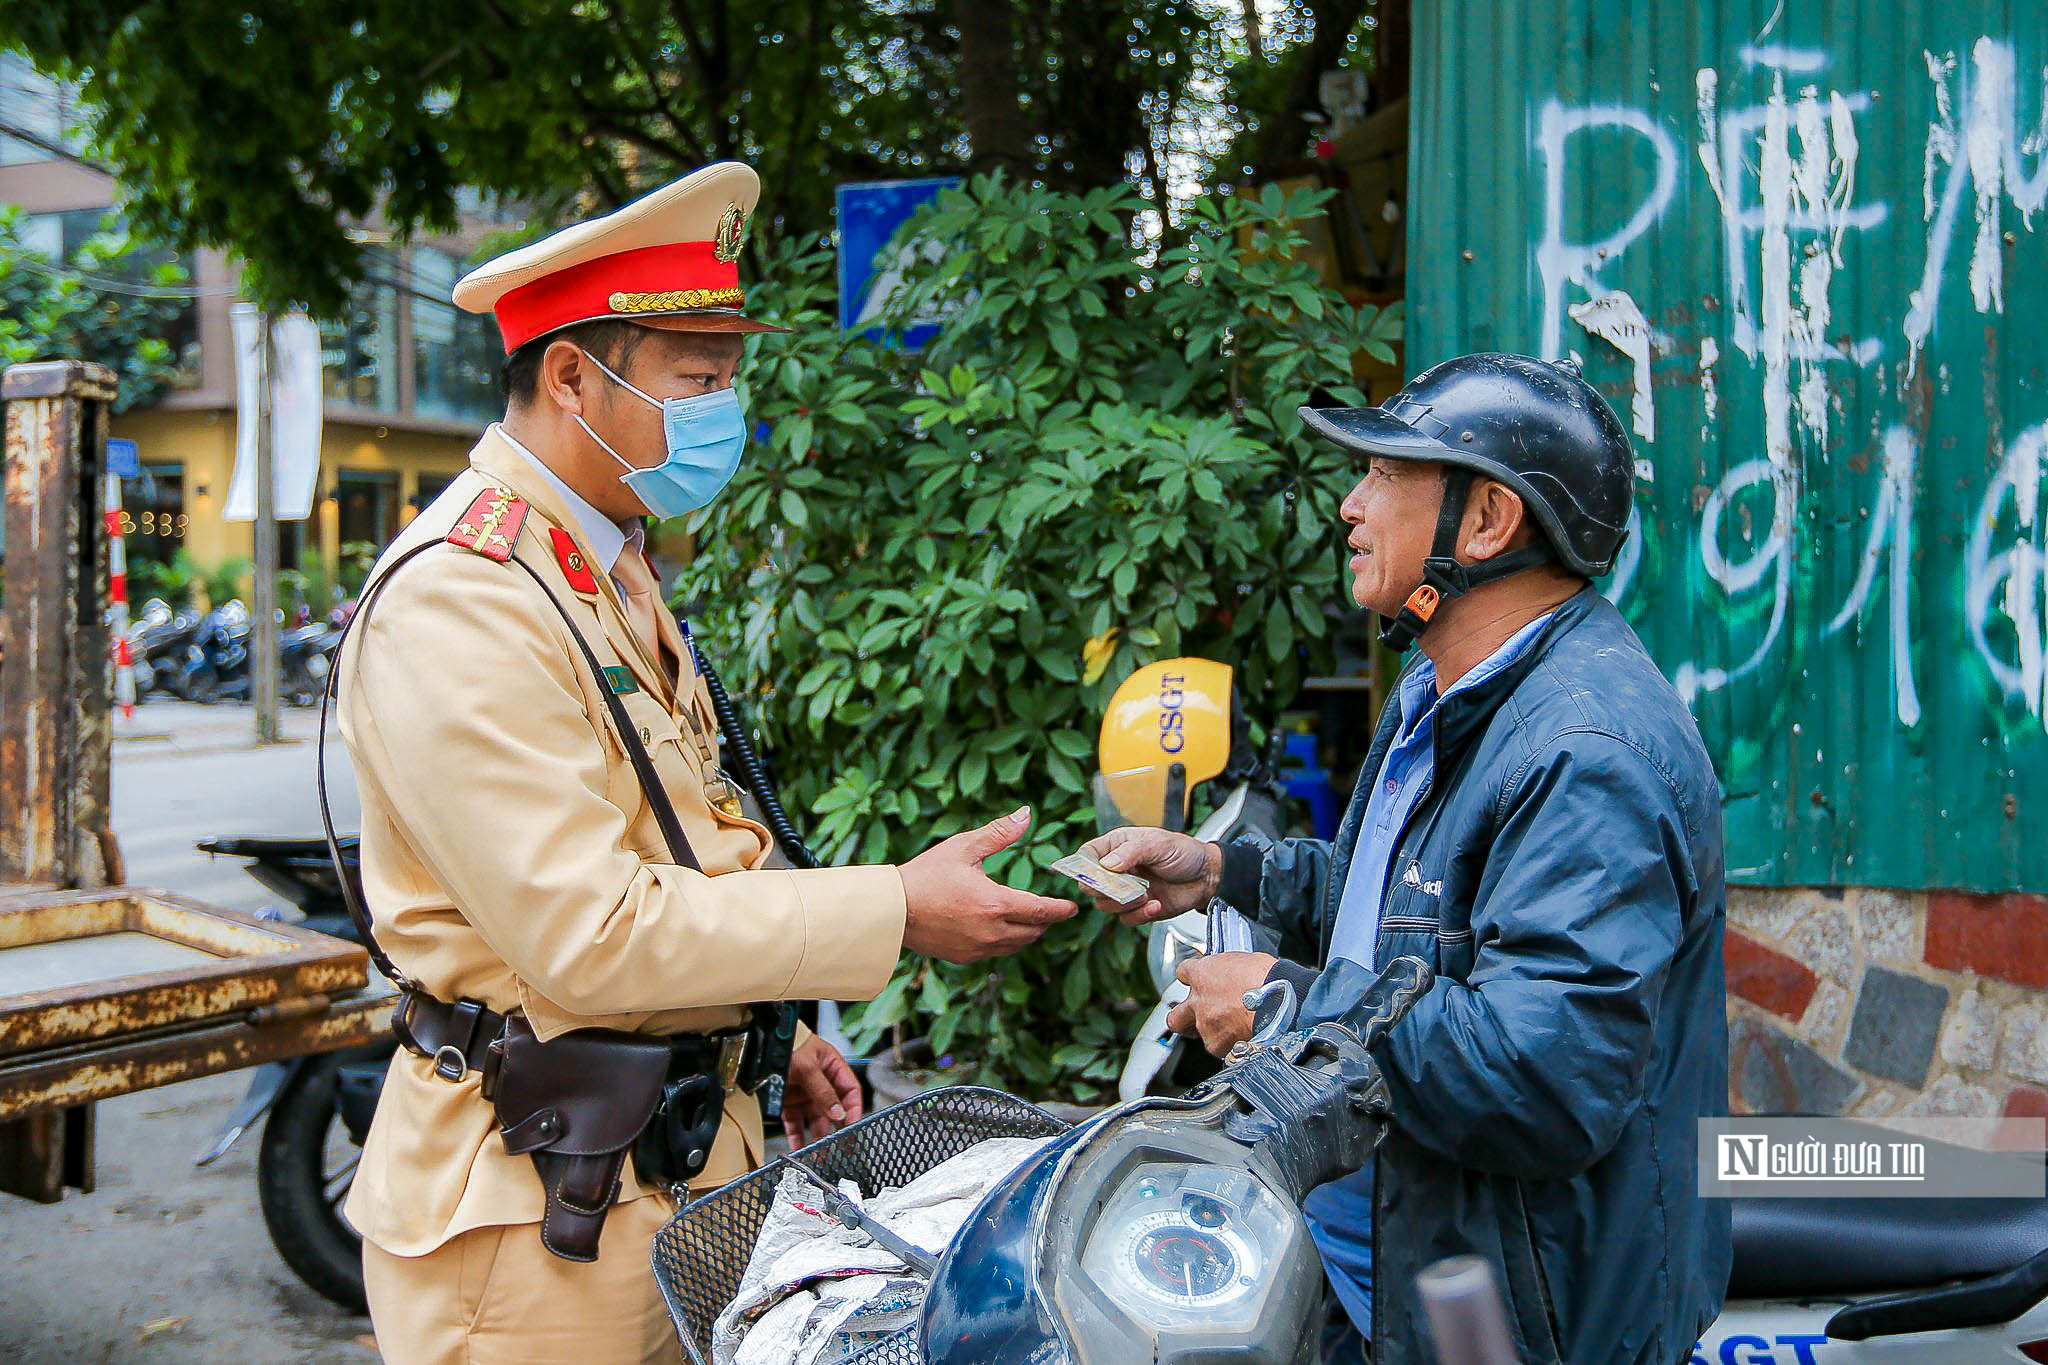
[336,164,908,1364]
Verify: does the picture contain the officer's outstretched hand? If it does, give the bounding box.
[900,806,1077,963]
[1079,827,1221,927]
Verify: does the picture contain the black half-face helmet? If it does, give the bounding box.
[1301,352,1636,649]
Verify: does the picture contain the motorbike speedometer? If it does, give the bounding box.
[1121,1216,1248,1304]
[1078,1161,1296,1329]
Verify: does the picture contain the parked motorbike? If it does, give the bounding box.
[175,600,251,703]
[1090,659,1291,1103]
[280,620,342,707]
[126,597,203,701]
[193,834,386,1312]
[1705,1193,2048,1363]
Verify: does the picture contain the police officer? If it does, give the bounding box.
[333,163,1076,1365]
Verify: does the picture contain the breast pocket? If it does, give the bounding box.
[614,687,685,757]
[1381,857,1481,979]
[607,690,698,845]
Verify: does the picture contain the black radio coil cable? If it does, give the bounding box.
[691,642,820,871]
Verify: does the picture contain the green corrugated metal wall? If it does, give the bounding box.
[1406,0,2048,892]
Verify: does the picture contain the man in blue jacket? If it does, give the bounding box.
[1084,354,1730,1365]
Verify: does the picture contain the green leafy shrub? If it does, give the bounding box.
[130,549,198,608]
[201,556,251,609]
[676,176,1400,1100]
[336,541,381,599]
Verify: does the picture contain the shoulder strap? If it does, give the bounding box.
[317,539,701,988]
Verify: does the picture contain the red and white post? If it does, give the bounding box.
[105,471,135,720]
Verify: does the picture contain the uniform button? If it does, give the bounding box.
[1384,780,1398,795]
[640,727,652,742]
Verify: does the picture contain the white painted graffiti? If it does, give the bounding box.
[1824,426,1921,728]
[1904,38,2048,366]
[1534,99,1680,367]
[1966,424,2048,723]
[1537,35,2046,729]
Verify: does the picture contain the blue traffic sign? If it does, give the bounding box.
[836,177,961,347]
[105,437,140,479]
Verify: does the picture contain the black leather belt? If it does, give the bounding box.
[395,989,756,1092]
[394,991,507,1081]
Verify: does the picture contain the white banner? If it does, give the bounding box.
[224,306,324,522]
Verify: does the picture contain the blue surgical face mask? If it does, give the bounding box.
[574,351,748,519]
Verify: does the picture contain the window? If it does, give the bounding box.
[410,248,501,423]
[320,248,401,412]
[336,469,400,549]
[414,472,458,511]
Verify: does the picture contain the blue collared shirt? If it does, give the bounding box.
[1305,611,1555,1339]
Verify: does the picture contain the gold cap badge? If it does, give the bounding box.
[712,203,746,264]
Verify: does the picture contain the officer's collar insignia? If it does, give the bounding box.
[549,526,601,596]
[445,486,527,562]
[602,665,640,695]
[712,203,745,263]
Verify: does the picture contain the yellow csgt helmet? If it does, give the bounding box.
[1097,658,1235,830]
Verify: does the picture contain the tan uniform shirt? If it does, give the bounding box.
[338,430,906,1257]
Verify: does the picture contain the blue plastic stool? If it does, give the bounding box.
[1279,730,1342,840]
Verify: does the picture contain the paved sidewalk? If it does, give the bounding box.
[114,697,328,757]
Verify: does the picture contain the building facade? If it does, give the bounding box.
[1,53,516,596]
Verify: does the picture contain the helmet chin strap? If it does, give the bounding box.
[1376,467,1554,652]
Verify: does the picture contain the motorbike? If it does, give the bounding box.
[126,597,203,701]
[175,600,251,703]
[280,619,343,707]
[193,834,388,1312]
[670,956,2048,1365]
[1086,658,1291,1103]
[1703,1193,2048,1363]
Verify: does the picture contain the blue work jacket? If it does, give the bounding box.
[1220,587,1731,1365]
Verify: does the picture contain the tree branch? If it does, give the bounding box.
[769,0,828,216]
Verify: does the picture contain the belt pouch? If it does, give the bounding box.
[487,1017,673,1262]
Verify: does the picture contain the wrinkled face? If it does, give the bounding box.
[1338,456,1446,615]
[590,329,746,471]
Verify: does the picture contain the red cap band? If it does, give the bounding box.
[491,240,742,353]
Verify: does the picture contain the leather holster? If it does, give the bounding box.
[485,1016,674,1262]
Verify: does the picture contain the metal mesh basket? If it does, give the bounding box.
[654,1085,1070,1365]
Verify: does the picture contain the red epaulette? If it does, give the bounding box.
[446,486,529,562]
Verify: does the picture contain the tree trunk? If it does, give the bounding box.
[954,0,1033,176]
[1041,0,1145,192]
[1249,0,1375,167]
[1371,0,1410,108]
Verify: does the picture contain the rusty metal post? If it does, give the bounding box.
[1,360,118,891]
[0,360,116,1203]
